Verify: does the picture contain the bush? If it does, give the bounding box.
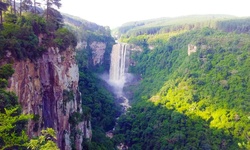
[54,28,77,50]
[0,64,14,79]
[4,14,17,24]
[17,13,47,35]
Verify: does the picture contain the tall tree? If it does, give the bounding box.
[45,0,61,19]
[0,0,8,24]
[19,0,21,15]
[13,0,15,14]
[21,0,32,13]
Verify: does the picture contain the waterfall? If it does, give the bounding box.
[105,43,131,139]
[106,42,130,111]
[109,43,128,88]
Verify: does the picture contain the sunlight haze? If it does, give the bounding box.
[61,0,249,28]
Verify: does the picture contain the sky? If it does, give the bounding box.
[60,0,250,28]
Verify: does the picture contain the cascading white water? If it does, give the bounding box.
[105,43,131,140]
[109,43,128,89]
[108,43,131,112]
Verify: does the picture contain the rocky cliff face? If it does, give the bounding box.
[76,41,107,67]
[7,47,91,150]
[90,41,107,66]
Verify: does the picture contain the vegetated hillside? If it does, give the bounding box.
[63,13,112,43]
[113,16,250,149]
[76,50,119,149]
[0,7,76,149]
[64,14,118,149]
[113,15,236,38]
[63,13,115,72]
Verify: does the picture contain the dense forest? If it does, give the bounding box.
[64,13,115,72]
[1,1,250,149]
[64,14,250,149]
[112,15,250,149]
[76,51,119,149]
[66,15,119,149]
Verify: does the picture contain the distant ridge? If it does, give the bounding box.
[112,14,241,38]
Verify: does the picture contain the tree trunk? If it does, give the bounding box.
[14,0,16,15]
[20,0,22,16]
[46,0,48,19]
[10,0,12,13]
[0,0,2,24]
[34,0,36,13]
[0,11,2,24]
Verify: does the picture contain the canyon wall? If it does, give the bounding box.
[7,47,90,150]
[90,41,107,66]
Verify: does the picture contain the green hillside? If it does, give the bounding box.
[113,15,236,38]
[63,13,115,72]
[113,16,250,149]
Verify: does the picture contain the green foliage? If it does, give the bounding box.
[82,128,115,150]
[17,13,47,35]
[116,15,236,40]
[115,27,250,149]
[28,128,59,150]
[0,63,33,149]
[0,10,76,60]
[0,64,17,110]
[217,17,250,34]
[4,13,17,23]
[0,1,8,24]
[78,70,118,131]
[76,55,119,149]
[0,107,32,149]
[64,14,115,71]
[69,112,83,126]
[0,89,18,111]
[0,14,43,60]
[0,64,14,79]
[54,28,77,50]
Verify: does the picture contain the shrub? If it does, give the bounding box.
[54,28,77,50]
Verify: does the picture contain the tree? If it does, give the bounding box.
[0,107,32,149]
[45,7,63,31]
[13,0,15,14]
[45,0,61,20]
[19,0,32,15]
[28,128,59,150]
[0,0,8,24]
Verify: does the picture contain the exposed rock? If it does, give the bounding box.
[7,47,91,150]
[129,44,143,51]
[76,41,87,49]
[188,44,197,56]
[90,41,106,66]
[148,45,155,50]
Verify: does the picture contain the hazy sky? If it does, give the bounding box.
[60,0,250,28]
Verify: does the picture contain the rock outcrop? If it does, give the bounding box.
[90,41,107,66]
[7,47,91,150]
[188,44,197,56]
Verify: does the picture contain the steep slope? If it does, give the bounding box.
[0,12,87,149]
[113,17,250,149]
[7,47,89,149]
[63,13,115,72]
[63,14,119,149]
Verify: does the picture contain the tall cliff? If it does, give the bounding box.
[7,47,90,149]
[63,14,115,71]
